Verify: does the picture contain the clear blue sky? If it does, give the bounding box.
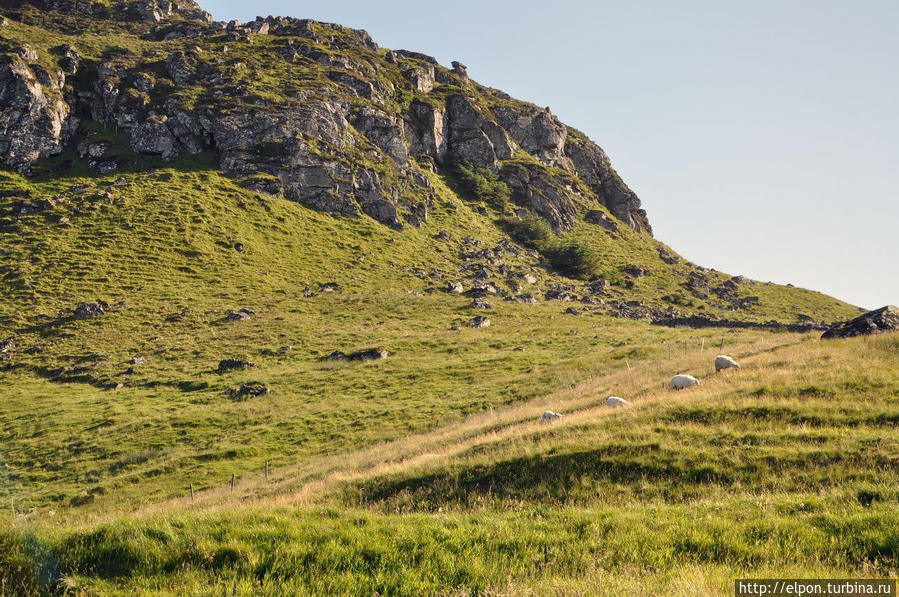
[203,0,897,310]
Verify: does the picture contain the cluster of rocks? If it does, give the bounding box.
[821,305,899,339]
[651,313,827,333]
[225,384,272,399]
[225,307,254,321]
[73,301,107,319]
[327,348,388,362]
[682,272,760,311]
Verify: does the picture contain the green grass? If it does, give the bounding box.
[3,495,899,596]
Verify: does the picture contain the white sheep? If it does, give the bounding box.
[715,355,741,373]
[606,396,629,408]
[670,374,700,390]
[541,410,563,423]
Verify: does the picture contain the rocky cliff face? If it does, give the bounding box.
[0,0,651,234]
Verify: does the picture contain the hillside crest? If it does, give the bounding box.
[0,0,649,233]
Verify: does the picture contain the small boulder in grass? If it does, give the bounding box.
[470,315,490,328]
[217,359,256,373]
[73,301,106,320]
[225,384,272,399]
[328,348,388,362]
[225,308,255,321]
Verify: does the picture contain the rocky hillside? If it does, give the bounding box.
[1,0,649,234]
[0,0,861,335]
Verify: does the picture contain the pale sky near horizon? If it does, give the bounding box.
[203,0,897,310]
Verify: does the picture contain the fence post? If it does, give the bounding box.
[190,484,194,501]
[265,461,269,482]
[701,338,705,354]
[230,474,235,492]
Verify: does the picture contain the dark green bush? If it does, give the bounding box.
[507,216,554,249]
[545,239,602,279]
[452,160,511,211]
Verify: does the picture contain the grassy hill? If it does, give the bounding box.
[0,156,859,511]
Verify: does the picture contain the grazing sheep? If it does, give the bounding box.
[715,355,741,372]
[541,410,563,423]
[670,374,700,390]
[606,396,629,408]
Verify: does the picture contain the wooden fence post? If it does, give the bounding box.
[190,484,194,501]
[230,474,235,492]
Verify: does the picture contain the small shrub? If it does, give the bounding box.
[857,488,883,507]
[507,216,554,249]
[663,293,694,307]
[451,160,510,212]
[545,239,601,279]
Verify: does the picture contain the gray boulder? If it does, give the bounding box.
[822,305,899,339]
[217,359,256,373]
[73,302,106,320]
[584,210,619,232]
[130,117,177,160]
[0,58,75,172]
[500,160,579,231]
[446,94,514,169]
[352,107,408,164]
[565,133,650,234]
[225,308,255,321]
[493,105,568,169]
[165,51,196,84]
[470,315,491,328]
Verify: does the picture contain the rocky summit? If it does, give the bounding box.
[0,0,648,233]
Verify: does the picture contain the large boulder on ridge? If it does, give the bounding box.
[821,305,899,339]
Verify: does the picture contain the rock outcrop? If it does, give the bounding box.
[0,55,76,173]
[821,305,899,339]
[0,0,653,234]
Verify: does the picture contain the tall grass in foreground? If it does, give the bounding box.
[2,497,897,596]
[1,332,897,595]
